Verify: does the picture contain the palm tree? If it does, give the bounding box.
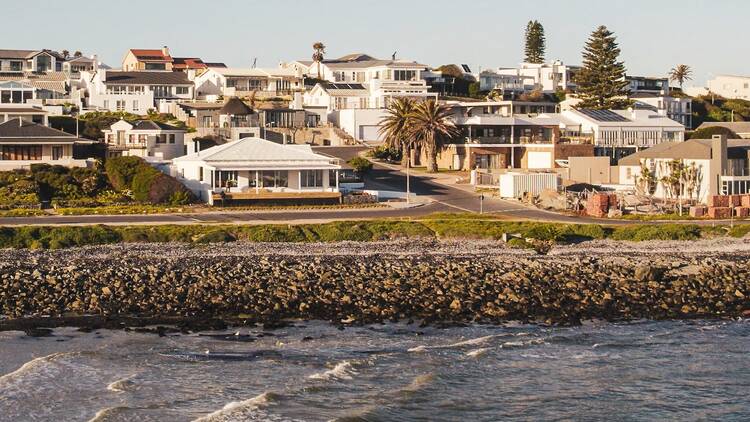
[378,98,415,167]
[669,64,693,90]
[407,100,459,173]
[312,42,326,78]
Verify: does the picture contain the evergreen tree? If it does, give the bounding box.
[574,25,630,109]
[524,20,546,64]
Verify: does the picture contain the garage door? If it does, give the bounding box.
[359,126,381,141]
[527,151,552,169]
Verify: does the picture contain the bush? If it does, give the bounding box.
[688,126,739,140]
[370,145,402,162]
[348,157,373,174]
[131,166,162,202]
[105,156,145,191]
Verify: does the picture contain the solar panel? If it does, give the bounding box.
[577,109,630,122]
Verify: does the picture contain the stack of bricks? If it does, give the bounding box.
[707,195,731,219]
[586,193,610,218]
[737,195,750,218]
[689,206,707,218]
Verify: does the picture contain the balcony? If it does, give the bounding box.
[558,135,593,145]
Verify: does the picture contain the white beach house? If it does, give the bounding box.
[172,137,342,204]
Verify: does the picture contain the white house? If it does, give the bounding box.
[81,68,195,114]
[631,93,693,129]
[194,67,303,100]
[286,53,437,109]
[553,108,686,160]
[172,137,342,204]
[706,75,750,100]
[102,119,186,161]
[617,135,750,203]
[485,61,580,93]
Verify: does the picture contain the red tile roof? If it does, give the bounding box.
[129,49,173,62]
[173,57,207,70]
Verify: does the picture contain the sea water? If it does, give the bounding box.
[0,320,748,421]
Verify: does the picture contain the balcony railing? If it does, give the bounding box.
[0,66,24,73]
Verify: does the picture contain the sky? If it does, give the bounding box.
[5,0,748,86]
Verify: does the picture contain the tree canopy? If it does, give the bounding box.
[524,20,546,64]
[574,25,630,109]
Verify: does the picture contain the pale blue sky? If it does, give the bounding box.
[7,0,748,85]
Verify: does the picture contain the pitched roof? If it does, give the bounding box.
[174,137,341,169]
[129,49,173,62]
[132,120,183,131]
[205,62,227,68]
[0,49,38,59]
[173,57,207,70]
[104,70,192,85]
[211,67,271,77]
[696,121,750,134]
[221,97,254,115]
[0,119,90,144]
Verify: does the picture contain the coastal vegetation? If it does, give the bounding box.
[524,20,546,64]
[0,215,744,249]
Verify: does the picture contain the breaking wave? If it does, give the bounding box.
[192,391,281,422]
[308,361,357,381]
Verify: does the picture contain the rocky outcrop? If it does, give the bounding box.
[0,241,747,330]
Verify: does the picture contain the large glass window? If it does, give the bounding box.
[1,145,42,160]
[215,170,238,188]
[176,86,189,95]
[145,63,166,70]
[394,70,417,81]
[260,170,288,188]
[51,146,63,160]
[301,170,324,188]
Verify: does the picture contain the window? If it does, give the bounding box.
[9,61,22,71]
[168,134,175,144]
[214,170,238,188]
[157,134,167,144]
[116,100,125,111]
[199,167,204,182]
[51,146,63,160]
[103,100,109,109]
[394,70,417,81]
[260,170,288,188]
[145,63,166,70]
[128,134,136,143]
[132,100,139,111]
[201,116,213,127]
[176,86,189,95]
[1,145,42,160]
[138,134,147,143]
[301,170,324,188]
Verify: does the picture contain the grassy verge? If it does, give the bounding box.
[51,203,386,216]
[0,209,48,217]
[0,214,747,249]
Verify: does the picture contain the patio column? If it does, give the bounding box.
[255,171,259,194]
[335,170,339,191]
[298,170,302,191]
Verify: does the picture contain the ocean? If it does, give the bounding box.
[0,319,747,421]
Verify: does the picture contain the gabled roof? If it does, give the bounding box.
[221,98,254,115]
[132,120,183,131]
[0,49,38,59]
[174,137,340,169]
[129,49,173,62]
[616,138,750,165]
[103,71,192,85]
[0,119,91,144]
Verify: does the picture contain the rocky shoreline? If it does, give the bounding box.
[1,240,748,333]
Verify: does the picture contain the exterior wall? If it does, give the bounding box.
[707,75,750,100]
[569,156,616,184]
[331,108,387,141]
[89,92,154,114]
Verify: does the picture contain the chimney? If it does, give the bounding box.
[162,46,170,57]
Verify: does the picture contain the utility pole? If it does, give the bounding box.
[406,144,411,204]
[479,194,484,214]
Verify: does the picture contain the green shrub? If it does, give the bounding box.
[104,156,146,191]
[610,224,702,241]
[688,126,738,140]
[193,229,236,243]
[348,157,373,174]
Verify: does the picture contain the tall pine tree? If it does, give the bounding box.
[524,20,546,64]
[574,25,630,109]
